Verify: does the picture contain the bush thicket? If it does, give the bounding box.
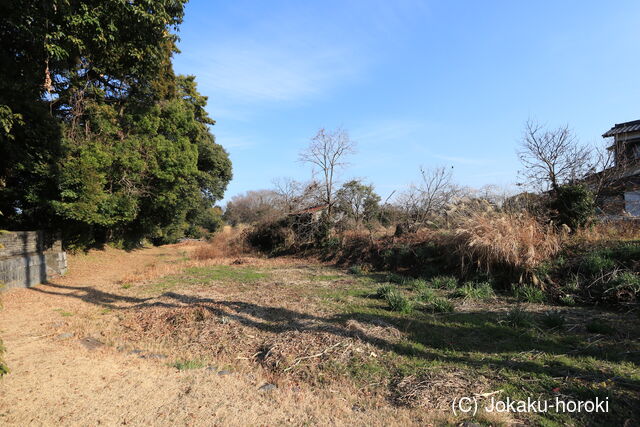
[549,184,595,230]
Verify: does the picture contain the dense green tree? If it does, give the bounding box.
[0,1,232,248]
[549,184,595,231]
[336,180,381,228]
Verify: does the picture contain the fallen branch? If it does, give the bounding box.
[283,340,346,372]
[474,389,503,398]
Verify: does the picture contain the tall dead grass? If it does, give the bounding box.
[572,219,640,244]
[444,211,561,274]
[192,227,252,260]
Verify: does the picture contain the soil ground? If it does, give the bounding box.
[0,244,441,426]
[0,242,638,426]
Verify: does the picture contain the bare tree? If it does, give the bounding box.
[223,190,280,226]
[299,127,356,217]
[472,184,516,208]
[272,177,322,213]
[272,177,303,213]
[395,166,459,233]
[518,120,591,193]
[587,138,632,197]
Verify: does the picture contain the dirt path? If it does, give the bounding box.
[0,245,422,426]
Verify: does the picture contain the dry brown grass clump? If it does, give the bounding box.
[392,369,489,409]
[444,211,561,274]
[118,261,190,285]
[258,331,354,373]
[193,227,252,260]
[117,299,398,386]
[572,219,640,244]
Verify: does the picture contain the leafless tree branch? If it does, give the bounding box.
[299,127,356,217]
[517,119,591,193]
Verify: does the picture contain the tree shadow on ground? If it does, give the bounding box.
[32,282,639,376]
[29,279,640,424]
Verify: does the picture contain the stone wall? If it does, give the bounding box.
[0,231,67,290]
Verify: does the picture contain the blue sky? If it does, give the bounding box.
[172,0,640,202]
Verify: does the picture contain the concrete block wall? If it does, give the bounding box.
[0,231,67,290]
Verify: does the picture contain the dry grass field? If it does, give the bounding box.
[0,241,638,426]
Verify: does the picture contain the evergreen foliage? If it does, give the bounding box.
[549,184,595,230]
[0,1,231,248]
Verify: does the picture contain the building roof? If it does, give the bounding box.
[603,119,640,137]
[289,204,328,215]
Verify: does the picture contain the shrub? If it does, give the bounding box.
[348,265,365,275]
[381,245,414,269]
[541,311,566,329]
[504,307,533,328]
[385,291,413,313]
[451,282,495,300]
[246,220,293,252]
[322,236,341,252]
[608,242,640,265]
[609,271,640,294]
[430,275,458,290]
[387,273,408,284]
[513,284,545,303]
[376,284,395,299]
[429,298,455,313]
[580,253,616,276]
[586,319,615,335]
[549,184,595,230]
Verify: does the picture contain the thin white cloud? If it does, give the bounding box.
[408,142,493,166]
[352,118,427,146]
[175,1,432,109]
[183,42,361,104]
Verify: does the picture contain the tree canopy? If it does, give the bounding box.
[0,0,231,248]
[335,180,380,228]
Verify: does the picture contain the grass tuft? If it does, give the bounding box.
[559,294,576,306]
[406,278,428,291]
[429,275,458,290]
[503,306,533,328]
[348,265,365,275]
[513,284,545,303]
[540,311,565,329]
[375,283,395,299]
[384,290,413,313]
[609,271,640,294]
[386,273,407,284]
[171,359,206,370]
[586,319,615,335]
[580,253,616,276]
[416,288,436,303]
[428,297,455,313]
[451,281,495,300]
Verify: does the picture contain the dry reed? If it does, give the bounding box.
[572,219,640,244]
[192,227,252,260]
[444,211,561,273]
